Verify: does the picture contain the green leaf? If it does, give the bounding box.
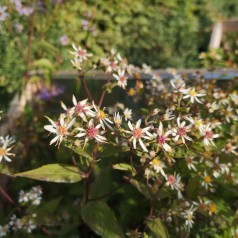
[130,179,151,199]
[15,164,82,183]
[113,163,136,175]
[66,144,93,161]
[147,218,169,238]
[81,201,125,238]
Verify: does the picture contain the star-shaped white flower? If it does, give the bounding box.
[44,116,75,146]
[126,119,153,152]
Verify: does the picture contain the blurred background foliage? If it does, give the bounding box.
[1,0,238,94]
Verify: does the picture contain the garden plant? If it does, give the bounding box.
[1,1,238,238]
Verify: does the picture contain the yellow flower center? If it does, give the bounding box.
[189,89,197,97]
[225,110,232,116]
[99,110,106,119]
[204,175,212,183]
[209,204,217,214]
[152,159,161,166]
[128,88,136,96]
[187,212,194,221]
[195,119,202,127]
[0,148,7,156]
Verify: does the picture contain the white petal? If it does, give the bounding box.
[50,136,59,145]
[128,121,133,131]
[136,119,141,128]
[72,95,77,106]
[133,138,137,149]
[44,125,57,133]
[139,138,148,152]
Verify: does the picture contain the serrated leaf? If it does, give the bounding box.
[81,201,125,238]
[15,164,82,183]
[147,218,169,238]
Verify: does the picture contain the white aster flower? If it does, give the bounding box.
[93,102,113,130]
[24,219,36,233]
[156,122,172,152]
[182,88,205,103]
[181,205,197,229]
[113,69,128,89]
[105,60,118,73]
[75,119,107,145]
[163,109,175,121]
[44,116,75,146]
[221,143,238,155]
[170,76,186,93]
[0,140,15,163]
[123,108,132,121]
[172,117,192,144]
[202,124,219,146]
[61,101,74,118]
[150,158,167,178]
[71,57,82,70]
[9,214,22,231]
[185,116,205,133]
[166,173,181,191]
[206,101,219,113]
[185,157,198,171]
[202,171,212,190]
[126,119,153,152]
[223,106,238,123]
[113,112,122,127]
[72,95,95,121]
[70,44,92,62]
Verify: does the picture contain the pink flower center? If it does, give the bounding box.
[205,130,213,139]
[110,61,117,69]
[178,127,187,136]
[167,175,176,185]
[78,50,86,57]
[86,126,98,138]
[157,135,166,144]
[75,103,85,114]
[133,128,142,139]
[119,76,126,82]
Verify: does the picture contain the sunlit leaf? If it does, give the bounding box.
[15,164,82,183]
[113,163,136,175]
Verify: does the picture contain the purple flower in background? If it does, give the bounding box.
[16,5,34,16]
[10,0,21,7]
[11,0,34,16]
[51,0,63,4]
[60,35,69,46]
[81,19,89,30]
[36,86,64,101]
[0,6,9,22]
